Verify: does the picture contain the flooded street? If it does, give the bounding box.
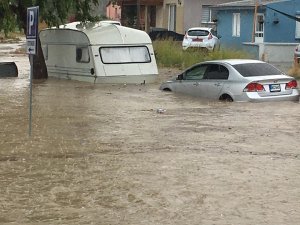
[1,48,300,224]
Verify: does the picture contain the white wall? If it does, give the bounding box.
[260,43,298,63]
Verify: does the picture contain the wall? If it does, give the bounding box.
[106,3,121,21]
[217,9,255,48]
[183,0,202,33]
[160,0,184,33]
[261,43,298,63]
[176,4,184,34]
[183,0,235,34]
[241,43,259,59]
[243,42,298,64]
[155,5,164,28]
[154,0,241,34]
[264,0,300,43]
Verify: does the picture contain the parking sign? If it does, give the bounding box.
[27,6,39,136]
[26,6,39,55]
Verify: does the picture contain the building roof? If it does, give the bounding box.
[212,0,288,9]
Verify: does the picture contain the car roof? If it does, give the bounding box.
[204,59,265,65]
[187,27,212,31]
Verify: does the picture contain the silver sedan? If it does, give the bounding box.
[159,59,299,102]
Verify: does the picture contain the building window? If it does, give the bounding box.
[167,4,176,31]
[76,46,90,63]
[256,14,264,37]
[232,13,240,37]
[296,16,300,39]
[99,46,151,64]
[202,5,216,23]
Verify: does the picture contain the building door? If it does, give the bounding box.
[168,4,176,31]
[255,13,264,43]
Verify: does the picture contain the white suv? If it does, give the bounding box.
[182,27,220,51]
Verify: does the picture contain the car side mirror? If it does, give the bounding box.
[176,74,184,80]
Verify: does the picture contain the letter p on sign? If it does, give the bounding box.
[26,6,39,39]
[29,11,34,35]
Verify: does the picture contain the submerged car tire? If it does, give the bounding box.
[162,88,172,92]
[219,94,233,102]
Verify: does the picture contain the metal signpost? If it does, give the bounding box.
[26,6,39,136]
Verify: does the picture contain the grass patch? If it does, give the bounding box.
[288,64,300,79]
[153,40,254,69]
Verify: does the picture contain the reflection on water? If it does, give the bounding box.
[1,54,300,224]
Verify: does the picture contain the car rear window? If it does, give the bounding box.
[187,30,209,36]
[232,63,283,77]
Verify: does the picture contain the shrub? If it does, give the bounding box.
[288,64,300,79]
[153,40,253,69]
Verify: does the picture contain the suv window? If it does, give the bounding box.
[188,30,209,36]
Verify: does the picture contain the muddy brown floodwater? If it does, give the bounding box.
[0,45,300,225]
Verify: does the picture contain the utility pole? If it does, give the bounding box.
[137,0,141,29]
[252,1,259,42]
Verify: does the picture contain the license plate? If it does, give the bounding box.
[193,38,203,42]
[269,84,281,92]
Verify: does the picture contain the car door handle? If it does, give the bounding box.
[193,82,200,86]
[214,83,221,87]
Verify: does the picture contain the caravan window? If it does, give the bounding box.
[99,46,151,64]
[76,46,90,63]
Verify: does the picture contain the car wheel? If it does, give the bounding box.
[219,94,233,102]
[162,88,172,92]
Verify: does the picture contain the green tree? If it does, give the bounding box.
[0,0,100,79]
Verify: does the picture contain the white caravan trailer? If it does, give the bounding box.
[39,23,158,83]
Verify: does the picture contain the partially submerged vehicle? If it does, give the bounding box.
[39,22,158,83]
[160,59,299,102]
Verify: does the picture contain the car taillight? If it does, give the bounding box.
[208,33,212,40]
[243,82,265,92]
[286,80,298,89]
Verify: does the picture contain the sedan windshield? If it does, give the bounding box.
[233,63,283,77]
